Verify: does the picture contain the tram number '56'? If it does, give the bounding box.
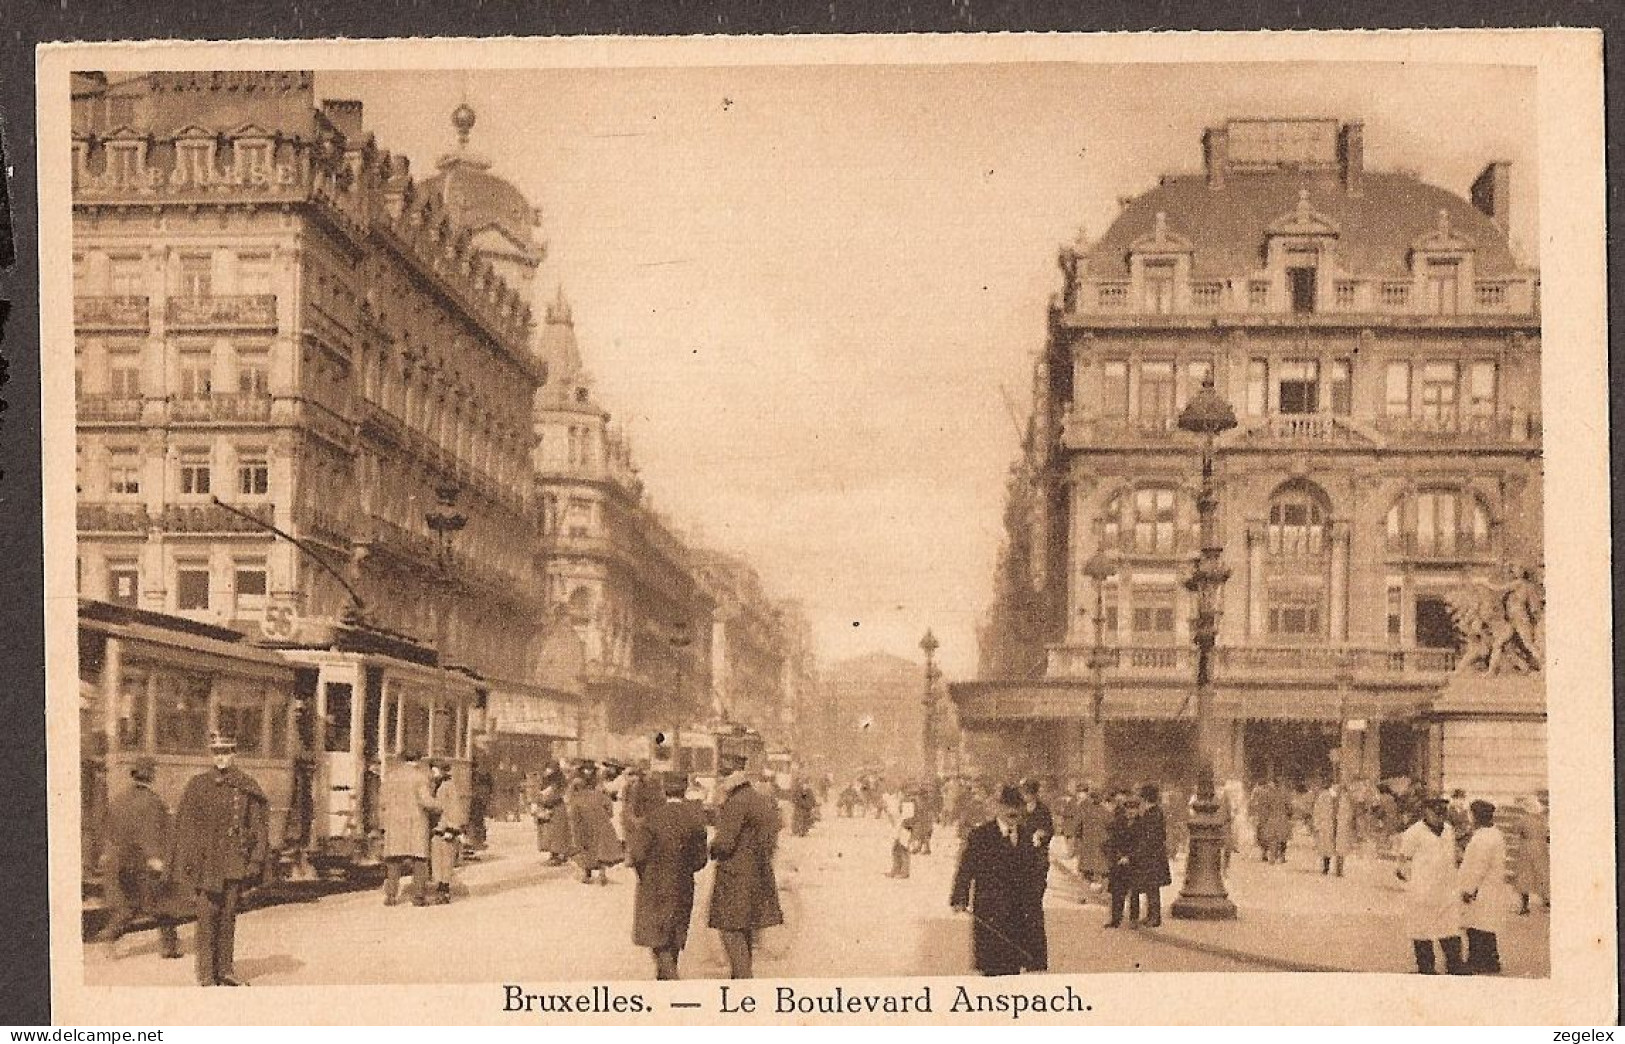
[261,604,299,640]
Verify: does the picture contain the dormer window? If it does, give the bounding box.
[1143,261,1175,314]
[107,142,142,185]
[1426,258,1460,315]
[175,138,215,188]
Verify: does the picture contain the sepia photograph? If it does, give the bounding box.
[36,31,1612,1025]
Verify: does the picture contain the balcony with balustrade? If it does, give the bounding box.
[74,296,150,331]
[165,295,278,331]
[77,395,145,423]
[1235,412,1378,447]
[78,502,152,534]
[1373,411,1541,447]
[1046,641,1456,685]
[160,500,276,534]
[1384,530,1496,565]
[168,394,275,424]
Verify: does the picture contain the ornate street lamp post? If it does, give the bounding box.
[1082,550,1118,729]
[919,629,940,779]
[1171,377,1239,921]
[426,483,468,757]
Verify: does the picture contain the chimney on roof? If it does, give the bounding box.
[1202,125,1229,189]
[321,99,365,142]
[1338,121,1364,195]
[1471,161,1512,231]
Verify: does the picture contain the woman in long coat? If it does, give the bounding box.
[1129,783,1172,927]
[428,763,466,903]
[1511,793,1550,913]
[1457,800,1514,974]
[567,771,623,885]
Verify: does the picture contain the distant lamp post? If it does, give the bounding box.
[1082,550,1118,726]
[425,483,467,756]
[919,629,940,779]
[1171,376,1239,922]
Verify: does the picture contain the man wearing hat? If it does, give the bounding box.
[950,784,1047,975]
[1396,796,1466,974]
[706,752,784,978]
[96,756,182,960]
[427,759,466,905]
[627,771,709,979]
[171,732,270,986]
[380,750,441,907]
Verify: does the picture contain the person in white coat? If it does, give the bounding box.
[1396,797,1465,974]
[1457,799,1513,974]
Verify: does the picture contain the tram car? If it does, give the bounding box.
[78,599,484,893]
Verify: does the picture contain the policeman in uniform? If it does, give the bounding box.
[171,732,270,986]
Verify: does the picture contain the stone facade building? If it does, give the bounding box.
[71,73,560,787]
[956,118,1543,798]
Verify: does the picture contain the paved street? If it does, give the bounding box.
[84,809,1544,985]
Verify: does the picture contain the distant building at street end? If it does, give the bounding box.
[956,118,1543,803]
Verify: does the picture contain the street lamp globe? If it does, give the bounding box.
[919,629,939,657]
[1082,549,1117,584]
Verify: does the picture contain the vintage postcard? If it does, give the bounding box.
[36,30,1612,1025]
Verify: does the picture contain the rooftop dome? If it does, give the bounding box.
[418,103,544,267]
[1083,169,1522,281]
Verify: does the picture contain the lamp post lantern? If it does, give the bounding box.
[1082,550,1118,728]
[1170,376,1239,921]
[919,629,940,779]
[426,483,468,758]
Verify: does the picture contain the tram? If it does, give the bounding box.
[78,599,484,890]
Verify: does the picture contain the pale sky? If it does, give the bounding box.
[321,63,1536,678]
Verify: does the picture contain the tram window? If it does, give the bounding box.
[266,690,288,756]
[155,672,211,754]
[323,683,353,753]
[217,683,264,755]
[402,701,430,756]
[116,671,148,751]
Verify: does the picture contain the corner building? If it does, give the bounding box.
[71,74,553,807]
[954,119,1543,792]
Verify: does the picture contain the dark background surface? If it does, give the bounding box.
[0,0,1619,1027]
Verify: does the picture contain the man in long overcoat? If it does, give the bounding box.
[97,756,182,959]
[1071,787,1111,890]
[950,784,1046,975]
[170,733,269,986]
[379,750,441,907]
[1129,782,1172,927]
[1312,782,1355,877]
[706,755,784,978]
[1251,779,1291,863]
[1016,778,1054,969]
[628,771,709,979]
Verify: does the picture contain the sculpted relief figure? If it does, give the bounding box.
[1448,565,1544,674]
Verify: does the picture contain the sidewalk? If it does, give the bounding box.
[1050,838,1550,977]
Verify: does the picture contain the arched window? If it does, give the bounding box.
[1266,481,1329,557]
[1132,486,1177,553]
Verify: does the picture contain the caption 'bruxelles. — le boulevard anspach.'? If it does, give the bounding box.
[501,983,1092,1019]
